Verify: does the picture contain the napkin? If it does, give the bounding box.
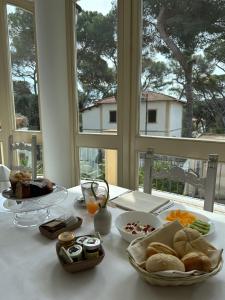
[111,191,170,212]
[127,221,182,265]
[127,221,223,276]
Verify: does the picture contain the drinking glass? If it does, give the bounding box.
[81,181,99,215]
[95,186,108,207]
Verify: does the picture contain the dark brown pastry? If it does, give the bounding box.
[10,171,32,193]
[15,178,54,199]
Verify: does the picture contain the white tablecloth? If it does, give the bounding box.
[0,186,224,300]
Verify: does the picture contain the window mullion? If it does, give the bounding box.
[129,0,142,189]
[0,0,14,163]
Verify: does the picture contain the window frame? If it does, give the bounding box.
[0,0,42,165]
[69,0,225,190]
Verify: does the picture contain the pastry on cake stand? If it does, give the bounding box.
[2,185,68,228]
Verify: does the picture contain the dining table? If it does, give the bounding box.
[0,184,224,300]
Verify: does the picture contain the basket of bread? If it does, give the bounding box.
[127,221,223,286]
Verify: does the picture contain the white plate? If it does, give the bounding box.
[158,209,214,237]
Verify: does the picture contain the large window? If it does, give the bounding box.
[72,0,225,194]
[0,0,42,173]
[2,0,225,198]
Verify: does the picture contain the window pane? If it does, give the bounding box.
[7,5,40,131]
[141,0,225,140]
[79,147,117,185]
[76,0,118,134]
[11,144,43,177]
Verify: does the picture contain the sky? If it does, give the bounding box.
[78,0,112,15]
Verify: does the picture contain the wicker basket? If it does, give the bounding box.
[57,246,105,273]
[56,235,105,273]
[128,236,223,286]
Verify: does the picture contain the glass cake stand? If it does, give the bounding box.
[2,185,68,228]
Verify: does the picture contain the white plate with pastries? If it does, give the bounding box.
[158,209,215,237]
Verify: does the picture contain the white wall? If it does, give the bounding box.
[82,104,117,132]
[102,104,117,131]
[82,107,101,132]
[169,103,183,137]
[82,101,183,137]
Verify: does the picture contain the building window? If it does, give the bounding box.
[148,110,156,123]
[109,111,117,123]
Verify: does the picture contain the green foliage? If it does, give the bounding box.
[139,160,184,194]
[8,7,37,94]
[143,0,225,136]
[14,94,40,130]
[13,80,32,96]
[77,10,117,107]
[19,153,29,167]
[8,9,40,130]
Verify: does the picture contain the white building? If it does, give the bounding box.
[81,91,184,137]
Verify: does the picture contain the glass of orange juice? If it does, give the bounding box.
[85,196,100,214]
[86,186,108,214]
[81,181,99,215]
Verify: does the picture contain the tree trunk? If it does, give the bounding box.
[183,65,194,137]
[157,6,194,137]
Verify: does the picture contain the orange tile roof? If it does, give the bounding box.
[82,91,184,111]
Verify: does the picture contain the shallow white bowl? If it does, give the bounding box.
[115,211,162,243]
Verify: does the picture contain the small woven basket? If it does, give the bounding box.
[128,236,223,286]
[57,246,105,273]
[56,234,105,273]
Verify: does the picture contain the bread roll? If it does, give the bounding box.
[181,252,211,272]
[146,242,177,258]
[145,253,185,272]
[173,227,201,257]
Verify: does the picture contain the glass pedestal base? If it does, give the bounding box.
[13,208,50,228]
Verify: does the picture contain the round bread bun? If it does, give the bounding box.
[145,253,185,272]
[146,242,177,258]
[181,251,211,272]
[173,227,201,257]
